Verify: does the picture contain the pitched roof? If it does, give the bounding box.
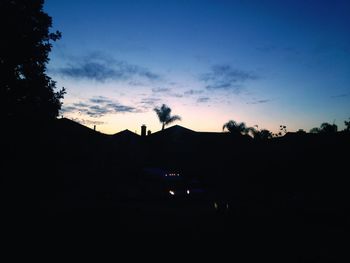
[149,125,195,137]
[55,118,103,137]
[112,129,139,138]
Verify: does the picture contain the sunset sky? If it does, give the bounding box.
[45,0,350,135]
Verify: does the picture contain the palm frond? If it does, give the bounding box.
[223,120,237,132]
[165,115,181,125]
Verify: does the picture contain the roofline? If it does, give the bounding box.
[113,129,140,136]
[148,124,195,136]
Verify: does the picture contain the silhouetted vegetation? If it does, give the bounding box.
[1,0,65,124]
[275,124,287,136]
[310,122,338,134]
[250,127,273,140]
[2,2,349,260]
[154,104,181,130]
[309,127,321,133]
[222,120,250,136]
[222,121,274,140]
[321,122,338,133]
[344,118,350,132]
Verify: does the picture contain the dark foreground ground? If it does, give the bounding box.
[2,121,349,260]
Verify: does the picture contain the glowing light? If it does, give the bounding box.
[214,202,218,209]
[169,190,175,195]
[186,190,190,194]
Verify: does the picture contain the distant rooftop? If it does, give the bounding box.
[150,125,195,136]
[113,129,139,137]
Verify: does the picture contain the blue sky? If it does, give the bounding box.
[45,0,350,134]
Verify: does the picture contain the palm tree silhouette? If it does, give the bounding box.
[222,120,250,136]
[154,104,181,130]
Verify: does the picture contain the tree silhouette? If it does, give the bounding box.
[222,120,250,136]
[1,0,65,123]
[154,104,181,130]
[309,127,321,133]
[320,122,337,133]
[310,122,337,134]
[344,118,350,132]
[249,127,273,140]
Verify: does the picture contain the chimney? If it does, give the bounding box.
[147,130,152,136]
[141,124,147,137]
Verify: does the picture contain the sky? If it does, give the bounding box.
[44,0,350,135]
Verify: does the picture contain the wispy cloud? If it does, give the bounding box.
[152,87,171,93]
[138,97,162,110]
[61,95,139,117]
[73,102,90,108]
[151,87,184,98]
[107,103,137,113]
[89,97,113,104]
[197,97,210,103]
[184,89,204,95]
[87,105,112,117]
[70,118,105,126]
[60,105,78,114]
[53,52,161,82]
[246,99,272,104]
[330,93,349,99]
[170,93,183,98]
[200,64,258,93]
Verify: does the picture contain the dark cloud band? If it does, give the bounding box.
[53,52,161,82]
[61,96,139,117]
[201,64,258,93]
